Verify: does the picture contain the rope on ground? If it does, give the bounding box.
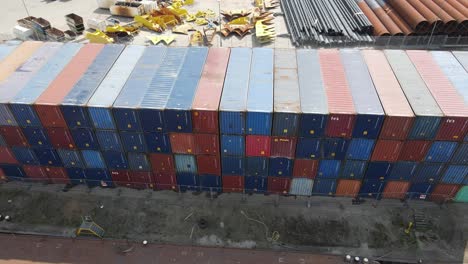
[240,210,280,242]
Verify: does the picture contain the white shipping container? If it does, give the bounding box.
[13,25,33,40]
[290,178,314,196]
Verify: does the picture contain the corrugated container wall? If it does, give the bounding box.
[388,162,418,181]
[0,42,19,61]
[10,43,83,127]
[440,165,468,184]
[312,178,337,196]
[340,160,367,179]
[191,48,230,134]
[245,157,268,177]
[399,140,431,161]
[451,143,468,164]
[269,157,293,177]
[323,138,349,160]
[289,178,313,196]
[112,47,167,131]
[431,51,468,104]
[35,44,104,128]
[138,48,188,133]
[87,45,145,130]
[273,49,300,136]
[221,135,244,156]
[319,50,356,138]
[174,154,197,174]
[293,159,318,179]
[452,51,468,71]
[297,50,328,138]
[219,48,252,135]
[296,138,321,159]
[165,47,208,133]
[0,41,43,82]
[317,160,341,179]
[362,50,415,140]
[385,50,443,140]
[46,127,75,149]
[222,156,245,175]
[11,147,38,165]
[0,147,18,164]
[0,43,63,126]
[425,141,458,163]
[82,150,106,169]
[382,181,410,200]
[128,153,151,171]
[407,50,468,141]
[335,179,361,197]
[57,149,84,168]
[455,186,468,203]
[346,139,375,160]
[340,49,384,139]
[246,48,274,135]
[412,163,444,183]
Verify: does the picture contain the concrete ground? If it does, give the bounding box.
[0,0,294,48]
[0,182,466,263]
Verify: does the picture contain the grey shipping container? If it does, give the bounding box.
[174,154,197,174]
[297,49,328,138]
[112,46,167,131]
[0,42,63,126]
[61,44,124,129]
[272,49,301,137]
[164,47,208,133]
[340,49,384,139]
[289,178,314,196]
[246,48,274,136]
[431,51,468,104]
[385,50,443,140]
[9,43,83,127]
[452,51,468,72]
[87,45,145,130]
[57,149,84,168]
[219,48,252,135]
[128,152,151,171]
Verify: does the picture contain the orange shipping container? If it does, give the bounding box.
[335,179,361,197]
[430,184,460,203]
[0,41,43,82]
[382,181,410,199]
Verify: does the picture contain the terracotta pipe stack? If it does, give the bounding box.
[386,0,430,33]
[365,0,403,35]
[376,0,414,35]
[407,0,443,33]
[433,0,468,33]
[419,0,458,33]
[355,0,390,36]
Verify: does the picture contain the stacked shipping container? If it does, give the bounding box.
[0,42,467,203]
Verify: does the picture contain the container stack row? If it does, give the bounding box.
[0,41,467,203]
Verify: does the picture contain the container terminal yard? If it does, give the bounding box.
[0,0,467,263]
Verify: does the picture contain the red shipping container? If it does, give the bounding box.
[407,51,468,141]
[129,171,153,189]
[246,135,271,157]
[46,127,76,149]
[110,170,132,187]
[222,176,244,193]
[270,137,297,158]
[149,154,175,174]
[267,177,291,195]
[326,114,356,138]
[194,134,219,155]
[0,147,18,164]
[379,116,414,140]
[153,172,177,190]
[23,165,49,182]
[35,44,103,128]
[197,155,221,176]
[292,159,318,179]
[44,167,70,184]
[382,181,410,200]
[335,179,361,197]
[169,133,195,154]
[191,48,230,134]
[430,184,460,203]
[0,126,28,147]
[399,140,431,161]
[371,140,404,162]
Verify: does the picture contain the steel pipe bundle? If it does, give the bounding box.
[281,0,373,45]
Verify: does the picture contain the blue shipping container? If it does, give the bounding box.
[66,168,86,185]
[297,50,328,138]
[269,157,293,177]
[312,178,337,196]
[245,176,268,193]
[61,44,124,129]
[340,160,367,179]
[120,131,147,153]
[81,150,106,169]
[71,128,99,150]
[340,50,385,139]
[388,162,418,181]
[317,160,341,179]
[408,182,433,200]
[95,130,122,152]
[440,165,468,184]
[359,179,386,199]
[112,46,167,132]
[346,139,375,160]
[199,175,222,192]
[295,138,321,159]
[174,154,197,174]
[412,163,444,183]
[245,157,268,177]
[0,164,26,180]
[144,132,171,153]
[102,151,128,170]
[219,48,252,135]
[84,168,113,188]
[22,127,52,148]
[365,162,393,180]
[57,149,84,168]
[221,135,245,156]
[222,156,245,176]
[323,138,349,160]
[165,47,208,133]
[11,146,39,165]
[33,148,63,167]
[425,141,458,163]
[451,143,468,164]
[177,172,199,191]
[128,152,151,171]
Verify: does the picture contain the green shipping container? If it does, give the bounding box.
[455,186,468,203]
